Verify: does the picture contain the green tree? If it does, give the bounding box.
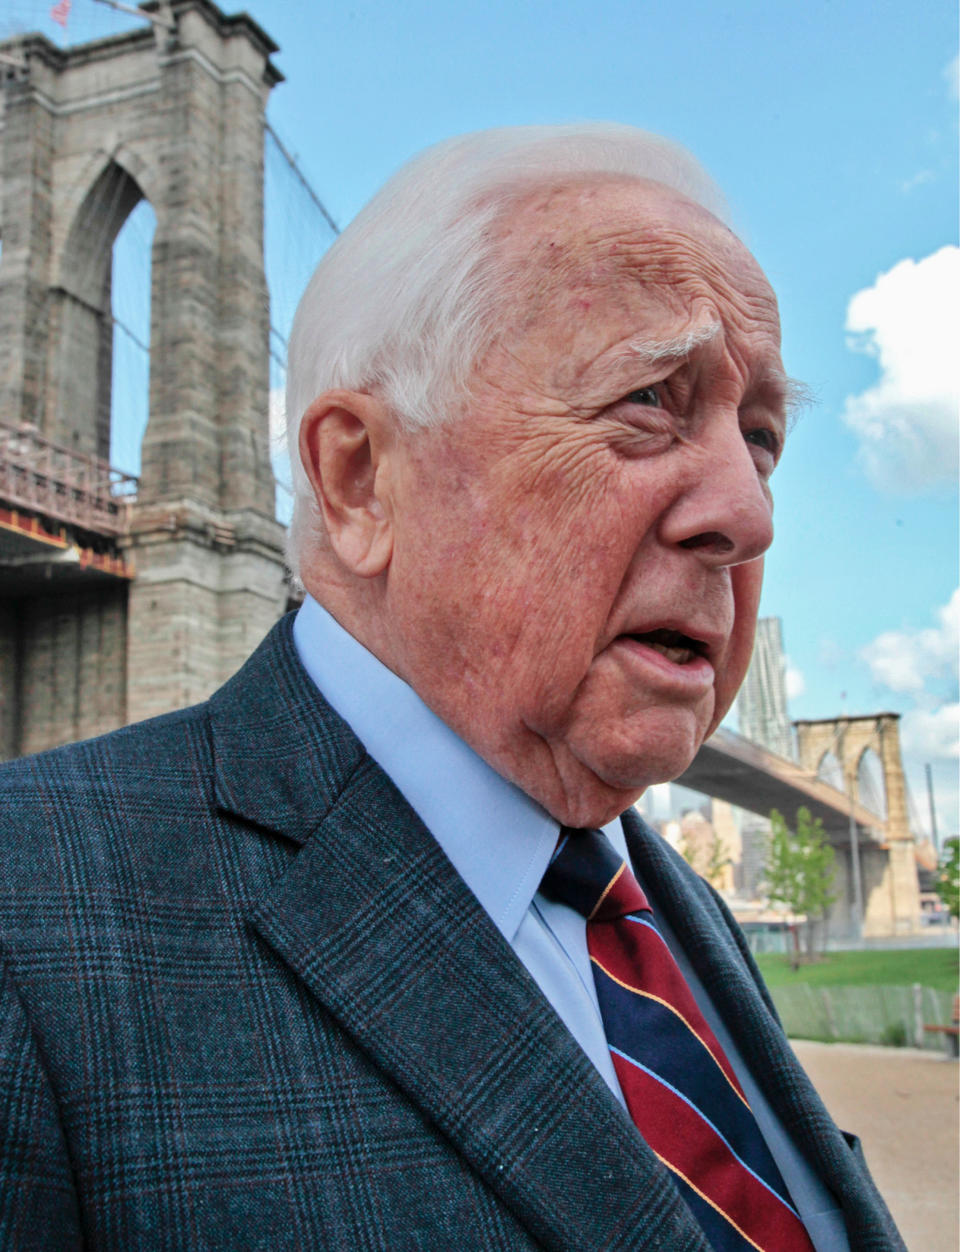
[937,837,960,919]
[764,807,838,960]
[703,834,730,890]
[677,826,729,889]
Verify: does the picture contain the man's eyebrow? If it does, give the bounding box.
[611,330,812,430]
[613,323,721,369]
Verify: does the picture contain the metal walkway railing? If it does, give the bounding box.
[0,421,137,537]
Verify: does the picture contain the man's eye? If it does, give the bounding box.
[744,427,780,456]
[624,385,662,407]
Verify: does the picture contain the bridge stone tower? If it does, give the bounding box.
[0,0,287,751]
[794,714,920,937]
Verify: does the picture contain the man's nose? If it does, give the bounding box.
[658,422,774,567]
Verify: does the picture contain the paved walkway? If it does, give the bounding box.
[792,1040,959,1250]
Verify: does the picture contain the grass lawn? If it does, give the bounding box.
[755,948,959,995]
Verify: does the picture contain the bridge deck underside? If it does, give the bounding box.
[0,509,134,591]
[677,731,883,845]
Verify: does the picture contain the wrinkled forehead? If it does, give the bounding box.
[492,176,778,334]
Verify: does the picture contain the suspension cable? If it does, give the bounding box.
[265,121,340,237]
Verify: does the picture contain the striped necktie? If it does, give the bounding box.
[540,827,814,1252]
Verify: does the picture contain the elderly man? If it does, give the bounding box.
[0,126,902,1249]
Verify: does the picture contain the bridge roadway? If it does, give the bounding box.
[677,726,884,844]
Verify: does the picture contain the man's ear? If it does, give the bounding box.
[298,390,395,578]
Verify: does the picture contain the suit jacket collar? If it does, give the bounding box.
[208,616,711,1249]
[208,614,366,846]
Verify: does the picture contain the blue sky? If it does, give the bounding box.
[8,0,959,836]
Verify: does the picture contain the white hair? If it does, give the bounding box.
[285,123,730,574]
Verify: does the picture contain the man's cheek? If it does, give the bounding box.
[730,559,764,662]
[709,560,764,731]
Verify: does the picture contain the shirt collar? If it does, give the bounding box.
[292,595,560,944]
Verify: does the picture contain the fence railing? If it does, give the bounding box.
[770,983,955,1050]
[0,421,137,536]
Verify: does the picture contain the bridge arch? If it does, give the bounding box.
[856,745,887,821]
[794,714,918,937]
[0,1,287,762]
[815,749,844,791]
[48,157,148,461]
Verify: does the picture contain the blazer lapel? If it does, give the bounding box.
[247,761,716,1252]
[209,619,710,1250]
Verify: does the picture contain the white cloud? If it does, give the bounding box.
[861,593,959,789]
[901,704,960,760]
[860,593,960,834]
[899,169,934,195]
[861,589,959,694]
[862,637,925,693]
[841,246,960,491]
[785,663,805,700]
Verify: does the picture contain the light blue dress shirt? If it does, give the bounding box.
[292,595,848,1250]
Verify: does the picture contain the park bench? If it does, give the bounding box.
[923,993,960,1057]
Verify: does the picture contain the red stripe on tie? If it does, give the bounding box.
[611,1051,813,1252]
[590,936,747,1103]
[591,872,746,1100]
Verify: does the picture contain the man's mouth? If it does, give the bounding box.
[627,628,708,666]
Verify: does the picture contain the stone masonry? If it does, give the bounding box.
[794,715,921,938]
[0,1,287,751]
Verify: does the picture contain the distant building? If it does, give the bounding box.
[738,811,771,900]
[737,617,794,760]
[735,618,794,897]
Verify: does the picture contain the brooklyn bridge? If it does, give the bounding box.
[0,0,922,939]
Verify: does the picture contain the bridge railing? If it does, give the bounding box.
[0,421,138,537]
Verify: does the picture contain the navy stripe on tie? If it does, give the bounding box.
[669,1170,764,1252]
[609,1045,802,1219]
[595,969,791,1199]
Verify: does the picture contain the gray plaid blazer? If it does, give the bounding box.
[0,615,903,1249]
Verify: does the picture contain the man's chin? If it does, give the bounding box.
[585,719,706,782]
[476,707,709,829]
[534,780,639,831]
[556,728,706,823]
